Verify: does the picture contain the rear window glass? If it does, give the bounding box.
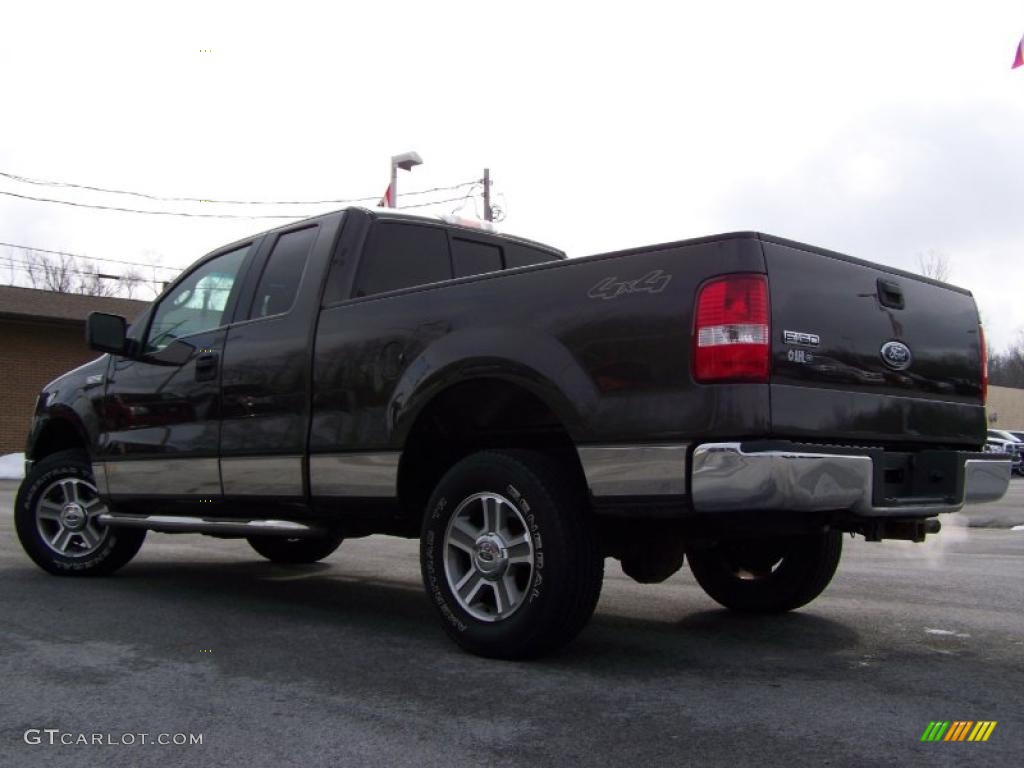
[452,238,502,278]
[504,243,560,269]
[355,223,452,297]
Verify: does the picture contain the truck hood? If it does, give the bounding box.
[43,355,109,402]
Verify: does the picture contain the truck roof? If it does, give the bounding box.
[363,207,565,258]
[227,206,565,261]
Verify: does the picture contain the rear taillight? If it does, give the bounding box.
[693,274,770,383]
[979,324,988,404]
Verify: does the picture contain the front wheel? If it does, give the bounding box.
[15,450,146,576]
[421,450,604,659]
[686,530,842,613]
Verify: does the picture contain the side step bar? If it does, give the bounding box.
[96,512,326,538]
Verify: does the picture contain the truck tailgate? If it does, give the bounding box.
[762,238,986,446]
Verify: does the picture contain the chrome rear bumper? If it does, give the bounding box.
[690,442,1011,518]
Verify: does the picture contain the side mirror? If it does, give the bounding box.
[86,312,128,355]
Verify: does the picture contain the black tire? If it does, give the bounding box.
[686,530,842,613]
[15,450,146,577]
[421,450,603,659]
[247,535,343,564]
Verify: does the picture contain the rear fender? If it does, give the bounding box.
[389,327,597,445]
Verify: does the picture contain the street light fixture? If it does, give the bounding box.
[389,151,423,208]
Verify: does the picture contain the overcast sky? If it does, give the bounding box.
[2,1,1022,349]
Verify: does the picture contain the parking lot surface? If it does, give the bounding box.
[1,479,1022,767]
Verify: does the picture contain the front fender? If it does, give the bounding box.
[25,356,109,461]
[26,408,92,462]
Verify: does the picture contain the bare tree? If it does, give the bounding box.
[77,263,119,297]
[24,249,76,293]
[120,268,146,300]
[989,329,1024,389]
[917,250,951,282]
[16,249,155,299]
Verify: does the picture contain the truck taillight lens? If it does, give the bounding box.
[694,274,770,383]
[979,324,988,404]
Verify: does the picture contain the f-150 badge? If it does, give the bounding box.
[783,330,820,347]
[588,270,671,300]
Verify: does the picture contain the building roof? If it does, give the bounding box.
[0,284,149,325]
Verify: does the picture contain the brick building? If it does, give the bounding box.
[0,285,147,454]
[988,385,1024,430]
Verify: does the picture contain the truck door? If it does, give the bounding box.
[97,243,256,499]
[218,221,332,500]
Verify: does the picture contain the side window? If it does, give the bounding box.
[249,226,317,318]
[452,238,502,278]
[146,245,249,352]
[354,223,451,297]
[504,243,561,269]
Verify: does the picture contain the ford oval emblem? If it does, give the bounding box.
[880,340,912,370]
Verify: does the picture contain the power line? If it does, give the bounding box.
[0,186,485,219]
[0,186,492,284]
[397,194,480,210]
[0,256,164,287]
[0,241,181,272]
[0,169,479,206]
[0,189,310,219]
[0,187,486,276]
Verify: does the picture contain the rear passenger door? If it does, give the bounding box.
[218,223,327,500]
[308,219,454,496]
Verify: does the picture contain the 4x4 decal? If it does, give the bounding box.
[588,269,672,300]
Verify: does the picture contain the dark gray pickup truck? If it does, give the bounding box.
[15,206,1011,658]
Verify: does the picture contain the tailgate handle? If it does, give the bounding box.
[877,279,905,310]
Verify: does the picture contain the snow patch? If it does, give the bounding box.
[925,628,971,638]
[0,453,25,480]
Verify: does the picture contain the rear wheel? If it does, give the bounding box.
[421,450,603,659]
[686,530,842,613]
[247,535,343,564]
[15,450,146,576]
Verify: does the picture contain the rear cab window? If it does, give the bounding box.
[504,242,561,269]
[451,237,502,278]
[354,222,452,297]
[343,215,565,301]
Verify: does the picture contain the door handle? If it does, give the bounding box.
[195,352,219,382]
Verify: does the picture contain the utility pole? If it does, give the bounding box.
[483,168,493,222]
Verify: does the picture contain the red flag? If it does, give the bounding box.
[378,183,393,207]
[1014,36,1024,69]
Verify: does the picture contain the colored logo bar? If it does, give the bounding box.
[920,721,997,742]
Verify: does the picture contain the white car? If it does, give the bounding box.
[986,430,1023,475]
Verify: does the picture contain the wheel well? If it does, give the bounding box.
[397,379,583,521]
[31,418,86,462]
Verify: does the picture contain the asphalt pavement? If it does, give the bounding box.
[1,479,1022,767]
